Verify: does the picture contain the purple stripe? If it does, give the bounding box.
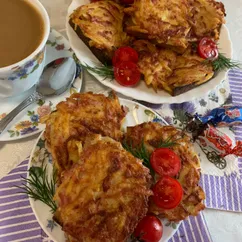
[231,97,242,103]
[0,194,27,204]
[195,213,211,242]
[201,212,213,242]
[210,176,217,208]
[0,188,23,197]
[235,126,242,132]
[9,167,27,175]
[229,74,242,78]
[220,177,227,209]
[230,88,242,92]
[0,199,29,211]
[187,216,202,242]
[203,175,211,207]
[229,84,242,88]
[214,176,222,208]
[173,222,186,241]
[228,70,242,75]
[234,131,242,136]
[0,227,40,241]
[235,136,242,141]
[228,78,242,82]
[26,238,42,242]
[238,163,242,168]
[0,214,36,227]
[0,180,27,189]
[238,179,242,210]
[21,159,29,165]
[0,173,27,183]
[231,175,239,211]
[226,176,233,211]
[182,220,195,242]
[0,207,32,220]
[0,221,39,235]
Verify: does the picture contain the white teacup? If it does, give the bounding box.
[0,0,50,98]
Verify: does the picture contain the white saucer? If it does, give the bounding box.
[0,29,82,142]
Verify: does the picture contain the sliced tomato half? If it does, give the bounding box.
[198,37,218,60]
[150,148,181,177]
[112,47,138,66]
[152,176,183,209]
[114,61,140,86]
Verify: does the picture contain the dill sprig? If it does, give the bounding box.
[212,53,241,71]
[16,166,57,213]
[122,137,180,176]
[158,136,179,148]
[122,139,151,169]
[81,63,114,79]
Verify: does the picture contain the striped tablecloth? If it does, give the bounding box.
[0,159,212,242]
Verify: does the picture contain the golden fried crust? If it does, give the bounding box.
[124,0,191,49]
[70,1,130,59]
[133,40,214,95]
[54,138,152,242]
[188,0,225,40]
[43,92,126,176]
[125,122,205,222]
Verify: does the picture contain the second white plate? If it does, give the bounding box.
[66,0,232,104]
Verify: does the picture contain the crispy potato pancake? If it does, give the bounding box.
[69,1,130,64]
[43,92,126,177]
[188,0,225,40]
[133,40,214,95]
[124,0,191,50]
[125,122,205,222]
[54,136,152,242]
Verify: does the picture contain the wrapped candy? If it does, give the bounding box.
[198,125,240,157]
[196,106,242,127]
[185,113,242,158]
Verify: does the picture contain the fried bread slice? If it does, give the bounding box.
[124,0,191,51]
[125,122,205,222]
[53,136,152,242]
[69,1,130,64]
[43,92,126,177]
[133,40,214,95]
[188,0,225,40]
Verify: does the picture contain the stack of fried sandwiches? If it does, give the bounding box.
[42,92,205,241]
[69,0,225,96]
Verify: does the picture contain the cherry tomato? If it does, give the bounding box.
[112,47,138,66]
[152,176,183,209]
[150,148,181,177]
[198,37,218,60]
[134,215,163,242]
[114,61,140,86]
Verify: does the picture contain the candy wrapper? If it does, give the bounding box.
[196,106,242,127]
[198,125,242,157]
[185,113,242,159]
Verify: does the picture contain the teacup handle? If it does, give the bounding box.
[0,91,43,135]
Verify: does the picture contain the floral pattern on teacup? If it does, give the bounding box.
[8,50,44,81]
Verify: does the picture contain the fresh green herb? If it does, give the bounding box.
[122,139,152,173]
[16,166,57,213]
[122,137,180,176]
[158,136,179,148]
[212,53,241,71]
[81,63,114,79]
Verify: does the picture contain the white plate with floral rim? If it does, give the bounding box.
[0,29,82,142]
[66,0,232,104]
[28,98,180,242]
